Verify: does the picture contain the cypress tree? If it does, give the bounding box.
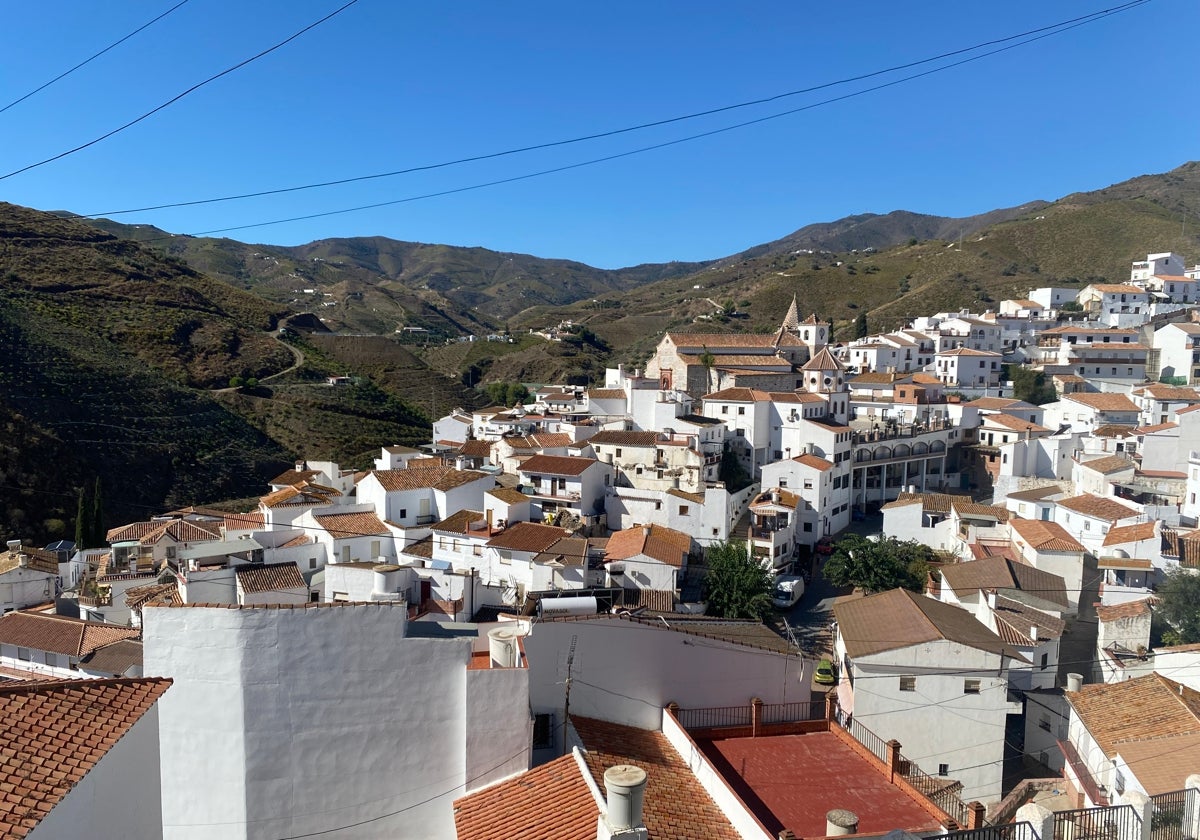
[90,477,104,547]
[74,489,88,550]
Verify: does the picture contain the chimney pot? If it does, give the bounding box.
[1066,672,1083,692]
[603,764,648,831]
[826,809,860,837]
[5,539,20,554]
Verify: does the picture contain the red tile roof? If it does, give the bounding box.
[234,562,306,594]
[0,677,172,839]
[487,521,573,553]
[1103,521,1157,546]
[1067,673,1200,758]
[453,753,597,840]
[368,467,490,492]
[1057,494,1142,522]
[604,525,690,567]
[1008,518,1086,552]
[588,430,659,446]
[0,612,139,658]
[518,454,601,476]
[572,716,741,840]
[312,511,389,539]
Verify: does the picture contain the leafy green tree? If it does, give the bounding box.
[229,376,244,389]
[1156,568,1200,645]
[1009,365,1058,405]
[699,345,716,393]
[721,299,736,316]
[824,534,931,594]
[701,541,774,620]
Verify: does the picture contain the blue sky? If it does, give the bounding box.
[0,1,1195,268]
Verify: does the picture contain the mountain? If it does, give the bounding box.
[0,205,431,544]
[729,203,1051,262]
[80,219,706,335]
[532,161,1200,365]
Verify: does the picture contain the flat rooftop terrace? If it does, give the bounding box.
[698,730,945,839]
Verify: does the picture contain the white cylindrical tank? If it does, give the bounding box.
[826,809,859,837]
[1067,673,1084,692]
[373,564,401,594]
[538,596,598,618]
[603,765,647,830]
[488,627,517,668]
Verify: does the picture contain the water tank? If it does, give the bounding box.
[373,564,402,594]
[826,809,859,837]
[538,596,599,618]
[1067,673,1083,692]
[487,627,517,668]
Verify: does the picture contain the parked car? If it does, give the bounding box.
[815,537,834,556]
[771,575,805,609]
[814,658,836,686]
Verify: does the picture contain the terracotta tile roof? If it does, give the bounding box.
[401,535,434,559]
[968,397,1023,409]
[851,372,904,385]
[1056,494,1141,522]
[890,490,977,515]
[518,454,601,477]
[667,332,782,349]
[269,467,323,487]
[834,588,1029,661]
[952,501,1010,522]
[936,347,1000,357]
[587,388,627,400]
[1067,673,1200,758]
[1136,422,1178,434]
[259,484,337,509]
[792,453,834,471]
[487,521,573,553]
[1093,424,1138,438]
[124,581,181,611]
[369,467,490,492]
[79,639,143,676]
[939,555,1069,607]
[605,525,690,567]
[503,433,574,451]
[1096,557,1153,571]
[312,511,389,540]
[1113,732,1200,796]
[453,752,597,840]
[1134,384,1200,401]
[487,487,530,505]
[223,512,264,531]
[279,534,312,548]
[0,612,139,658]
[588,430,659,446]
[459,440,494,458]
[992,595,1066,643]
[800,347,844,371]
[1077,454,1135,475]
[105,520,166,542]
[534,537,591,568]
[1064,393,1140,412]
[1095,599,1154,622]
[235,562,306,594]
[983,413,1050,434]
[679,353,791,369]
[666,488,706,504]
[1009,518,1085,552]
[0,546,58,577]
[1005,485,1066,502]
[1103,521,1157,546]
[0,677,172,839]
[1089,283,1147,294]
[703,387,771,402]
[911,373,942,385]
[431,509,487,535]
[572,716,741,840]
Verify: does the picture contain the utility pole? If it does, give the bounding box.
[561,634,577,756]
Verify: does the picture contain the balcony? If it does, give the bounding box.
[524,487,582,502]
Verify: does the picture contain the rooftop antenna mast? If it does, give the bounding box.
[561,634,578,756]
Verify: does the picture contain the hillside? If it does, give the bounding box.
[81,219,706,335]
[0,206,431,544]
[543,161,1200,364]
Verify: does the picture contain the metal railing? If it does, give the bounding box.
[1052,804,1141,840]
[944,822,1038,840]
[842,713,889,764]
[675,705,752,730]
[1149,787,1195,840]
[898,751,972,828]
[761,700,825,725]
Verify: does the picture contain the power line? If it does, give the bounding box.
[0,0,193,116]
[82,0,1151,219]
[0,0,361,182]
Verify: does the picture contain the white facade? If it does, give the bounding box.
[145,603,531,840]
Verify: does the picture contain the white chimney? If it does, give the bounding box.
[826,809,859,836]
[5,539,20,554]
[488,627,517,668]
[600,765,648,838]
[1067,673,1083,692]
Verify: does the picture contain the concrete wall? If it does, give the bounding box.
[523,617,812,753]
[464,664,533,792]
[145,603,522,840]
[0,566,57,613]
[850,640,1019,803]
[29,707,163,840]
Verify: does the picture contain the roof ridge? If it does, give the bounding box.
[0,675,170,696]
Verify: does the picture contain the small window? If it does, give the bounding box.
[802,522,813,532]
[711,528,718,536]
[938,764,950,777]
[473,544,482,557]
[309,557,317,569]
[499,550,512,565]
[899,676,916,692]
[654,501,662,511]
[737,406,746,415]
[779,478,787,487]
[1039,714,1051,732]
[615,448,622,458]
[1114,769,1125,795]
[1040,653,1048,670]
[533,713,554,749]
[309,591,320,603]
[964,679,981,694]
[679,505,690,516]
[16,647,30,662]
[721,406,729,415]
[399,508,407,519]
[804,480,814,490]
